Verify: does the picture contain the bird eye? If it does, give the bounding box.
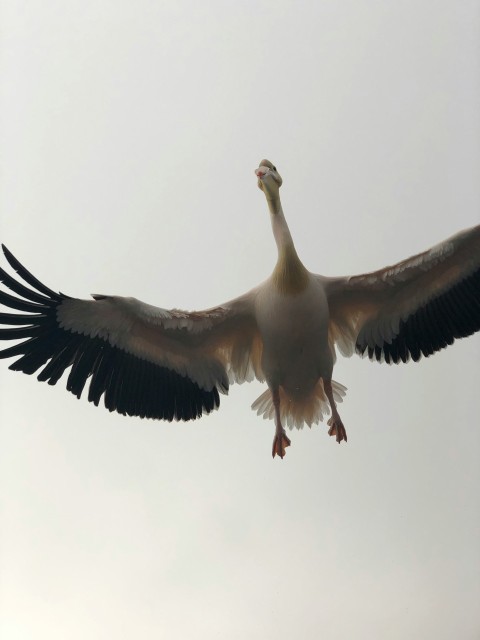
[273,166,277,172]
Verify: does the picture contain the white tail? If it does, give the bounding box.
[251,379,347,430]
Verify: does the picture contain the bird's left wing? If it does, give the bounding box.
[324,224,480,362]
[0,246,262,420]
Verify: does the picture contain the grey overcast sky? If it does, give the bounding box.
[1,2,479,639]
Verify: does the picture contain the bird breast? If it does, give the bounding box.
[255,276,332,395]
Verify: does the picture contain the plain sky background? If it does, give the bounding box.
[1,2,479,639]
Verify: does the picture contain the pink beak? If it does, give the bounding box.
[255,167,267,178]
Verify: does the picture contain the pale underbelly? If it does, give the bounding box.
[261,334,332,397]
[255,276,334,396]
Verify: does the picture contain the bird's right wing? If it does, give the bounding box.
[324,224,480,362]
[0,246,263,421]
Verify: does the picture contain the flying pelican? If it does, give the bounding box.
[0,160,479,458]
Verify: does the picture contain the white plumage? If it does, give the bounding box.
[1,159,479,457]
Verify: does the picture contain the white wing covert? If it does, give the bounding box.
[0,246,261,420]
[326,224,480,363]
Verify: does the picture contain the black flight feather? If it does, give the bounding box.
[0,247,222,421]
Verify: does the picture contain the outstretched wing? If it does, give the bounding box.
[325,224,480,363]
[0,246,262,420]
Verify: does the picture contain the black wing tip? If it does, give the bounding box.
[2,244,14,261]
[1,244,63,301]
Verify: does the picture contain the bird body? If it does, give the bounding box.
[0,159,479,458]
[256,274,332,398]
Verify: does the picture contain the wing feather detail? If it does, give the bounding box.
[0,246,261,420]
[325,224,480,363]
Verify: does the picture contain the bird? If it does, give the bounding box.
[0,159,479,458]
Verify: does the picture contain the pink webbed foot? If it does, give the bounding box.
[327,416,348,443]
[323,379,348,444]
[272,430,291,459]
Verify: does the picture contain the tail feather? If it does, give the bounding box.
[251,379,347,430]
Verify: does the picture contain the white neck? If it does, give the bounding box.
[267,198,309,293]
[269,203,293,250]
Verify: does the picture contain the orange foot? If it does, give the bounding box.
[272,430,291,459]
[327,417,348,443]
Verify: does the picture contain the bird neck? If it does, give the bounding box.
[269,201,309,294]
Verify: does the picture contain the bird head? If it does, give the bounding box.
[255,160,283,201]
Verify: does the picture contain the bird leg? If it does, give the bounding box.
[323,379,348,443]
[271,387,291,459]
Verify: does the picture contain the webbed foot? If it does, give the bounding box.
[272,430,291,459]
[327,416,348,443]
